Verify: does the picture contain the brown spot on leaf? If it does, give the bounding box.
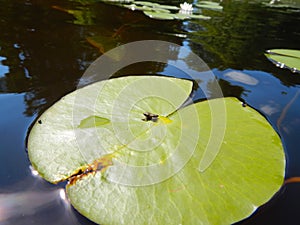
[68,153,115,185]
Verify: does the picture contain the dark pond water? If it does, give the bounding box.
[0,0,299,224]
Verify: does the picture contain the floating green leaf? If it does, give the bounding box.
[143,10,175,20]
[28,76,285,225]
[265,49,300,73]
[189,14,211,19]
[199,1,220,5]
[196,1,223,10]
[173,13,190,20]
[124,4,151,11]
[154,4,179,10]
[28,76,193,183]
[100,0,210,21]
[133,1,159,7]
[262,0,300,9]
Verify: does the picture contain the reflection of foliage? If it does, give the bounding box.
[0,0,186,117]
[1,0,299,118]
[193,77,246,100]
[218,79,247,98]
[0,0,99,116]
[187,1,300,79]
[113,43,184,77]
[52,5,95,25]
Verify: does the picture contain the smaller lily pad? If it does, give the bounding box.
[143,11,174,20]
[189,14,211,19]
[154,4,179,10]
[202,1,219,4]
[133,1,179,11]
[265,49,300,73]
[267,49,300,58]
[152,8,171,13]
[196,2,223,10]
[133,1,159,7]
[124,4,151,11]
[174,13,190,20]
[262,1,300,9]
[101,0,213,21]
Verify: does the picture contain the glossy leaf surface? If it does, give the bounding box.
[28,76,285,225]
[265,49,300,72]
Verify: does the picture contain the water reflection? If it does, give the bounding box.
[0,170,95,225]
[0,0,299,224]
[0,189,64,224]
[0,0,97,115]
[187,0,300,82]
[259,100,280,116]
[277,90,300,135]
[0,56,9,77]
[223,70,259,86]
[0,0,299,115]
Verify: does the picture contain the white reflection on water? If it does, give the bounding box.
[223,70,259,86]
[260,100,280,116]
[0,169,83,225]
[0,189,61,222]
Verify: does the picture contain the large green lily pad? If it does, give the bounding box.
[27,76,285,225]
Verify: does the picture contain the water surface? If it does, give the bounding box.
[0,0,299,224]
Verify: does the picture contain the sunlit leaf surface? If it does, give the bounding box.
[28,76,285,225]
[265,49,300,73]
